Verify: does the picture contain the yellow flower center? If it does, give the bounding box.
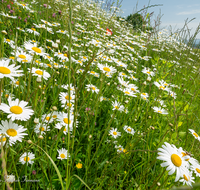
[0,67,11,74]
[10,106,23,114]
[171,154,182,167]
[146,71,151,74]
[65,95,72,100]
[127,128,132,132]
[32,47,42,53]
[39,127,45,131]
[122,73,126,75]
[6,129,18,137]
[193,132,198,137]
[24,156,30,162]
[46,117,50,121]
[6,39,10,42]
[103,67,111,72]
[91,87,96,91]
[31,28,36,31]
[9,57,15,59]
[125,91,130,94]
[0,137,6,142]
[131,88,135,91]
[35,70,43,75]
[18,54,26,59]
[91,71,95,74]
[64,54,68,57]
[15,81,19,85]
[67,103,72,107]
[183,174,189,181]
[47,64,52,68]
[115,106,119,109]
[196,168,200,173]
[60,153,65,158]
[158,111,162,113]
[113,132,117,135]
[159,86,165,89]
[53,115,57,118]
[63,118,71,124]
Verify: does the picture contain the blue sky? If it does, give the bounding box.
[118,0,200,39]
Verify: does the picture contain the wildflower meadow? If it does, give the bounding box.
[0,0,200,189]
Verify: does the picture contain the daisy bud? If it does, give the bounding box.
[149,116,151,119]
[125,100,129,104]
[135,119,137,121]
[147,76,151,81]
[56,71,60,74]
[143,81,146,85]
[169,123,173,126]
[42,91,45,94]
[34,118,39,124]
[89,135,92,139]
[157,182,161,186]
[107,83,110,86]
[1,30,7,35]
[36,76,42,83]
[38,135,43,139]
[38,85,42,89]
[52,106,57,111]
[27,140,32,144]
[56,39,60,44]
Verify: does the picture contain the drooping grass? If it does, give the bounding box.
[0,0,200,189]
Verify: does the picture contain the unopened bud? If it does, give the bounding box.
[34,118,39,124]
[52,106,57,111]
[1,30,7,35]
[36,76,42,83]
[38,135,43,139]
[27,140,32,144]
[56,39,60,44]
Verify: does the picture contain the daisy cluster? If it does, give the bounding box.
[157,142,200,187]
[0,0,199,188]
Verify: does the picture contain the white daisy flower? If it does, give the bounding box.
[112,100,124,112]
[97,63,117,75]
[55,123,72,135]
[191,164,200,177]
[122,88,137,97]
[19,152,35,165]
[28,67,50,80]
[123,125,135,135]
[179,171,194,187]
[59,92,75,105]
[141,93,149,101]
[0,133,7,147]
[109,128,121,139]
[0,59,23,81]
[0,120,27,145]
[85,84,99,94]
[115,145,124,153]
[24,42,46,56]
[13,50,33,63]
[154,80,171,92]
[34,123,50,135]
[26,28,40,36]
[57,112,74,128]
[41,113,54,123]
[57,148,70,160]
[157,142,189,182]
[128,84,140,93]
[118,77,130,88]
[0,97,34,121]
[189,129,200,141]
[152,106,168,114]
[142,67,155,77]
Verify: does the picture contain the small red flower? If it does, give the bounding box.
[106,28,112,35]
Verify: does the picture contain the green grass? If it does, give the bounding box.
[0,0,200,189]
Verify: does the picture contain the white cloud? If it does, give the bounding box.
[177,9,200,15]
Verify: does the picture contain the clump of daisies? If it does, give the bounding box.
[157,142,200,187]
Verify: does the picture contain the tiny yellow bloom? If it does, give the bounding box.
[76,163,82,169]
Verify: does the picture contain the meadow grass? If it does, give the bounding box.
[0,0,200,189]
